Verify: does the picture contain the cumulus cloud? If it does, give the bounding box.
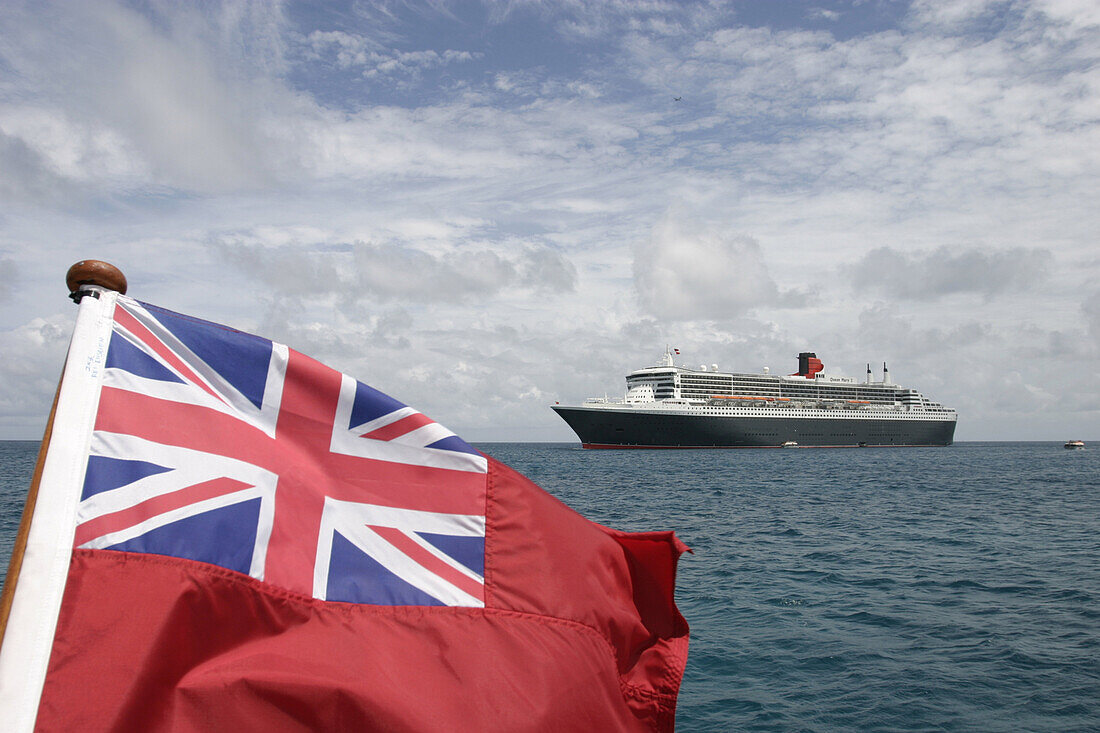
[0,1,292,193]
[371,308,414,350]
[215,234,576,305]
[855,302,996,356]
[0,110,147,198]
[634,216,801,320]
[0,314,72,436]
[852,299,1100,437]
[0,131,74,205]
[849,246,1052,300]
[0,0,1097,440]
[353,243,520,302]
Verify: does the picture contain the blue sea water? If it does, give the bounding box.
[2,440,1098,731]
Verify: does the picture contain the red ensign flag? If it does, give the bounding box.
[0,291,688,732]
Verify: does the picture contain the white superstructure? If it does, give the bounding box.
[582,347,956,422]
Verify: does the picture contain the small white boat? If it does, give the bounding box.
[1064,440,1085,450]
[781,440,799,448]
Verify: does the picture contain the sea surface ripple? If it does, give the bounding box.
[2,440,1098,731]
[484,442,1100,732]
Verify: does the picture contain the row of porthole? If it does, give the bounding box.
[691,411,918,418]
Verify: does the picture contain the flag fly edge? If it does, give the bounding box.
[0,289,117,732]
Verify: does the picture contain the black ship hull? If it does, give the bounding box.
[551,406,956,448]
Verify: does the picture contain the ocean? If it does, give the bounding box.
[2,440,1098,731]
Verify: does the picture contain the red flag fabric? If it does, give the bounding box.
[0,292,689,732]
[36,459,688,731]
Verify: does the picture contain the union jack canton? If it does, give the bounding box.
[74,297,488,607]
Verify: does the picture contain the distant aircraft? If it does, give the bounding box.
[673,96,682,101]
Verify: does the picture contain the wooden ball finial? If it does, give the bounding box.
[66,260,127,296]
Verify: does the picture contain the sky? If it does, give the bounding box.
[0,0,1097,442]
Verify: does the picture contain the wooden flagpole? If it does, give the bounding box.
[0,261,127,648]
[0,382,61,641]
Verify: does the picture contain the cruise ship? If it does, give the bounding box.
[551,348,957,448]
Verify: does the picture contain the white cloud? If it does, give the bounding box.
[0,109,144,189]
[0,130,77,205]
[807,8,840,22]
[851,301,1099,437]
[214,232,576,304]
[0,258,15,299]
[307,30,477,79]
[0,0,1097,440]
[306,30,381,68]
[0,1,294,193]
[849,246,1052,300]
[634,215,792,320]
[625,7,1099,210]
[0,315,71,437]
[1084,289,1100,350]
[1031,0,1100,30]
[909,0,1010,27]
